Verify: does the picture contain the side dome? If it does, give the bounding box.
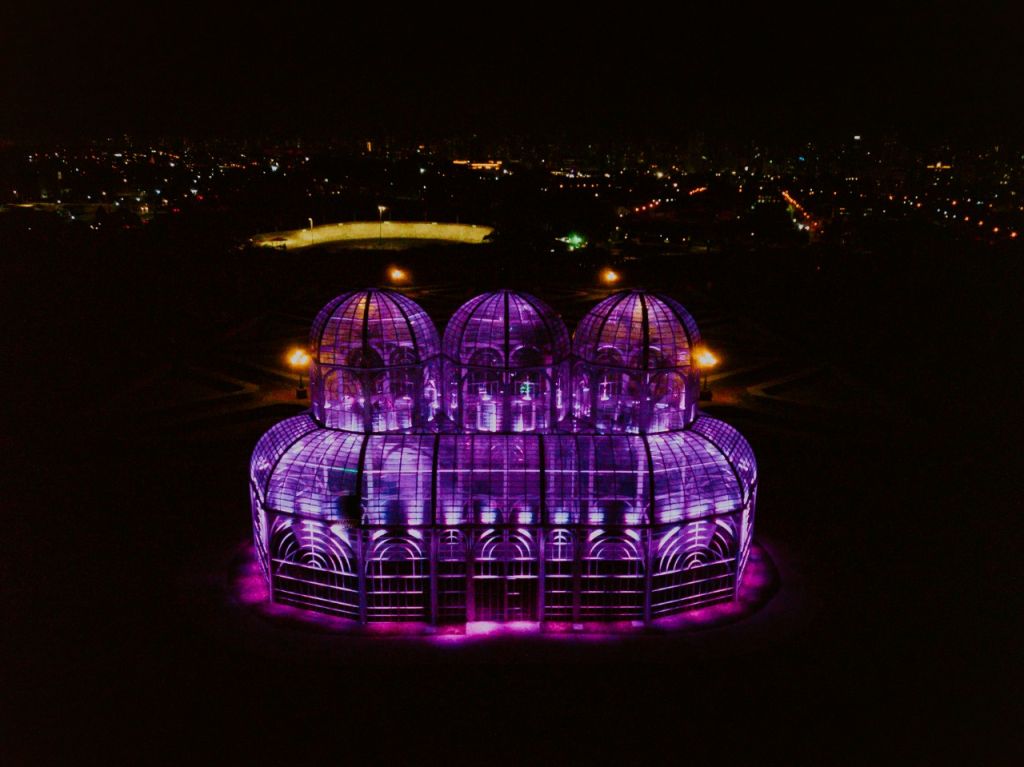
[311,288,440,366]
[309,288,441,432]
[570,290,702,433]
[442,290,570,432]
[573,290,701,368]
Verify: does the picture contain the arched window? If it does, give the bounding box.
[572,364,592,420]
[594,347,625,400]
[466,348,503,396]
[365,533,427,620]
[508,346,547,432]
[472,528,538,622]
[544,528,575,619]
[581,530,645,619]
[387,347,419,399]
[436,529,467,623]
[650,371,688,431]
[464,348,503,431]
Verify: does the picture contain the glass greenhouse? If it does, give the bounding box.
[250,289,757,626]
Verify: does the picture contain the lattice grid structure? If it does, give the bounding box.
[250,288,757,626]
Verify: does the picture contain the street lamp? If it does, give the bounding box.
[308,217,314,245]
[695,346,718,401]
[288,347,311,399]
[377,205,387,241]
[600,267,620,285]
[388,266,408,284]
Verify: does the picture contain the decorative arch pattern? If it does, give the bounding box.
[365,532,427,620]
[269,517,359,618]
[581,531,646,619]
[651,520,738,616]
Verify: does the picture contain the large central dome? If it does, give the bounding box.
[441,290,570,432]
[442,290,570,367]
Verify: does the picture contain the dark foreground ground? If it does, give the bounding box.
[2,224,1020,763]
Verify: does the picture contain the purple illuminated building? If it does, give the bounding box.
[249,289,757,626]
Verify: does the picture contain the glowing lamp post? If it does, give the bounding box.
[377,205,387,241]
[695,346,718,401]
[288,348,311,400]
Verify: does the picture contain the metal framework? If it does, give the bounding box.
[250,289,757,626]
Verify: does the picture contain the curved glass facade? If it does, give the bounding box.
[250,289,757,625]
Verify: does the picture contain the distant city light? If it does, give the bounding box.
[559,232,587,251]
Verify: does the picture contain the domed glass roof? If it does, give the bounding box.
[573,290,701,369]
[310,288,440,367]
[249,289,760,627]
[443,290,570,367]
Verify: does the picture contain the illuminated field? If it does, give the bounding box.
[251,221,494,250]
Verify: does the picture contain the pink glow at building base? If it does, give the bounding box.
[249,288,758,628]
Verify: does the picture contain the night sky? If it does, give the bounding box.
[3,5,1023,141]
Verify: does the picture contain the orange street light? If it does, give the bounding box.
[388,266,408,283]
[695,347,718,369]
[288,347,311,399]
[600,267,620,285]
[695,346,718,401]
